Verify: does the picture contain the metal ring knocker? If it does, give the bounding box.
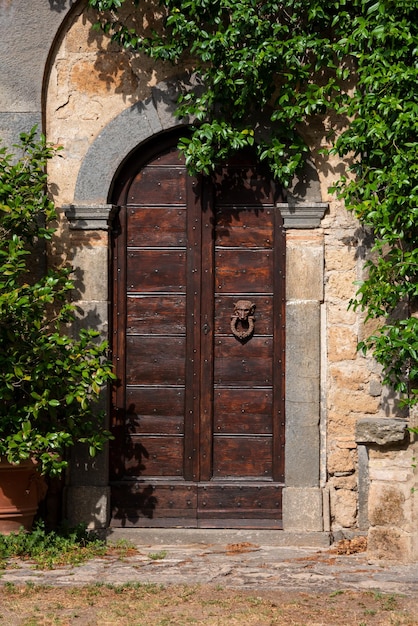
[230,300,256,340]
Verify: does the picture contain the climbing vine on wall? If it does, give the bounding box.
[88,0,418,407]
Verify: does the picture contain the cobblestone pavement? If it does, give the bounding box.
[1,530,418,595]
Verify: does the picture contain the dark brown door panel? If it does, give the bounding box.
[110,140,285,528]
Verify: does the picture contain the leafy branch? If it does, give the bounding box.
[0,129,115,475]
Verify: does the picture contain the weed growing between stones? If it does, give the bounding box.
[148,550,167,561]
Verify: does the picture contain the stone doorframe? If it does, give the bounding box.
[64,78,329,540]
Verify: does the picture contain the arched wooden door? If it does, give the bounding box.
[110,134,285,528]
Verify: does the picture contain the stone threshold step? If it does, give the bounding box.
[104,528,331,548]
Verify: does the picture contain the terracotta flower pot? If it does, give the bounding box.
[0,459,47,534]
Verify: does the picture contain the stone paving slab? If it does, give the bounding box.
[1,531,418,596]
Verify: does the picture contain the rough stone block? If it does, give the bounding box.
[327,270,357,300]
[71,55,138,97]
[327,301,357,325]
[328,326,358,361]
[356,418,408,446]
[329,363,369,391]
[328,448,355,474]
[368,484,405,527]
[336,438,357,449]
[369,379,382,397]
[368,447,413,465]
[329,388,380,415]
[332,489,357,528]
[326,247,356,272]
[327,412,358,439]
[330,474,357,490]
[369,468,411,482]
[367,527,414,562]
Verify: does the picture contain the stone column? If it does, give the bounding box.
[63,204,117,529]
[279,205,327,533]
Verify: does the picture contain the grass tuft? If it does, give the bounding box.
[0,521,107,570]
[148,550,167,561]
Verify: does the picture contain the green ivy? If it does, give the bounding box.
[88,0,418,406]
[0,129,115,475]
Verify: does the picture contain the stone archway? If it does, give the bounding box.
[64,79,328,541]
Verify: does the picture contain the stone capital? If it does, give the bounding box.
[277,203,328,229]
[63,204,118,231]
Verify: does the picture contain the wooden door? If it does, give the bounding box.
[110,138,285,528]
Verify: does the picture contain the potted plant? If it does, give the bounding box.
[0,128,115,533]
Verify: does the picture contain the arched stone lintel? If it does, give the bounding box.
[72,78,194,206]
[71,75,326,217]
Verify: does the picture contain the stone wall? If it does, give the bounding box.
[356,418,418,561]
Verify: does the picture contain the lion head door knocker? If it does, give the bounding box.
[230,300,256,341]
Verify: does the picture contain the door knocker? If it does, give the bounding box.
[231,300,256,341]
